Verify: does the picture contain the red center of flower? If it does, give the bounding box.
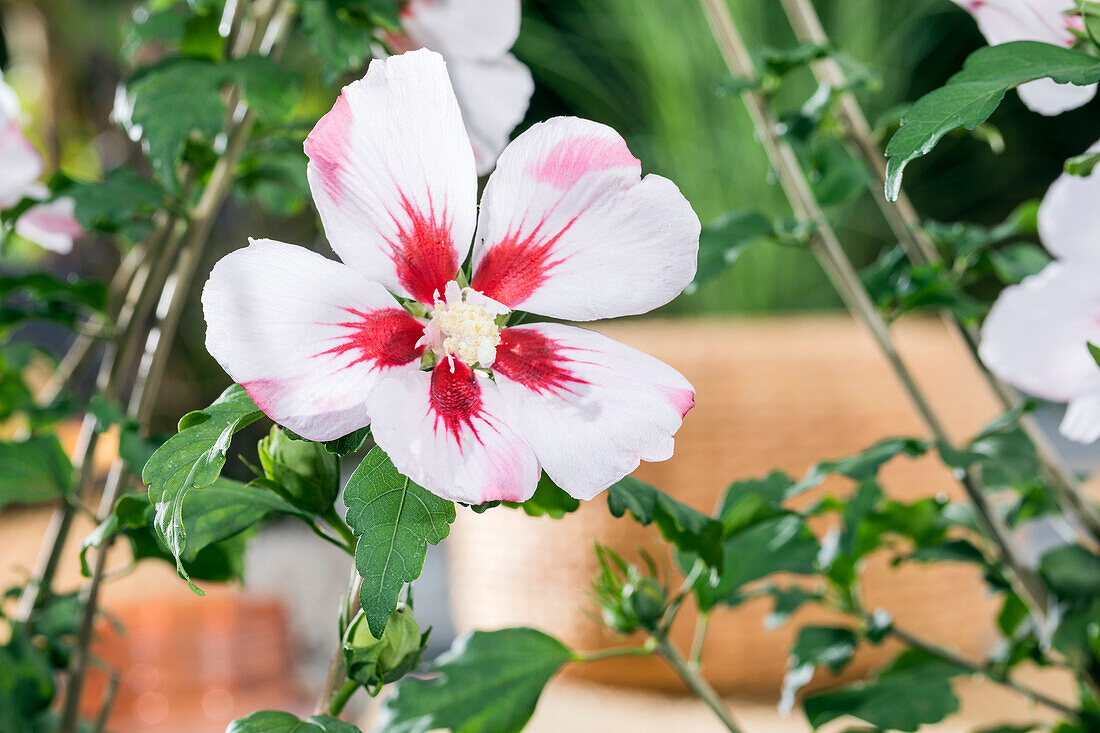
[430,361,485,443]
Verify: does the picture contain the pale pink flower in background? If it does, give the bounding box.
[389,0,534,174]
[0,74,81,254]
[980,138,1100,442]
[202,50,700,504]
[951,0,1096,115]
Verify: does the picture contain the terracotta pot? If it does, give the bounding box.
[448,316,1001,695]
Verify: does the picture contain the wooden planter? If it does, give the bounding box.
[448,316,1001,696]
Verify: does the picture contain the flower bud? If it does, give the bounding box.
[258,426,339,514]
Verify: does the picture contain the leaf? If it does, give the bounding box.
[1065,150,1100,177]
[690,210,774,290]
[988,244,1051,285]
[763,586,822,630]
[0,272,107,333]
[607,475,723,568]
[781,626,859,712]
[64,168,166,240]
[126,55,299,185]
[226,711,362,733]
[258,427,339,515]
[343,446,456,637]
[693,514,820,611]
[301,0,401,83]
[0,627,55,732]
[0,435,73,511]
[142,384,263,592]
[503,473,580,519]
[794,437,929,493]
[1040,545,1100,599]
[885,41,1100,200]
[803,649,965,731]
[1089,342,1100,370]
[376,628,573,733]
[718,471,797,535]
[324,425,371,455]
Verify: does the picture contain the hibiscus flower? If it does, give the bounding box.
[202,50,700,504]
[951,0,1096,115]
[0,75,82,254]
[387,0,534,174]
[980,138,1100,442]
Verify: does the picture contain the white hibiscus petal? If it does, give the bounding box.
[1060,392,1100,443]
[979,262,1100,403]
[471,117,699,320]
[0,121,42,207]
[1038,137,1100,261]
[202,239,426,441]
[447,54,534,176]
[492,323,693,500]
[367,360,541,504]
[15,197,81,254]
[304,49,476,304]
[402,0,520,60]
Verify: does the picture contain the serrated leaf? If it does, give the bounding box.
[718,471,797,535]
[301,0,400,83]
[0,272,107,333]
[764,586,822,630]
[885,41,1100,200]
[607,475,723,568]
[376,628,573,733]
[794,437,929,493]
[344,446,455,637]
[0,435,73,511]
[64,168,165,239]
[226,711,362,733]
[782,626,859,712]
[141,384,262,592]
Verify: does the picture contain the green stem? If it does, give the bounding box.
[656,637,744,733]
[323,507,358,551]
[573,641,656,663]
[690,610,710,668]
[659,558,706,632]
[328,679,359,717]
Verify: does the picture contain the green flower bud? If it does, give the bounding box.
[376,606,423,672]
[258,426,339,514]
[623,577,666,630]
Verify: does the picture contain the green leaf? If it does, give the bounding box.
[694,514,819,610]
[803,649,965,731]
[0,435,73,511]
[782,626,859,709]
[258,427,339,515]
[344,446,456,637]
[324,425,371,455]
[0,272,107,333]
[691,210,774,290]
[376,628,573,733]
[1040,545,1100,599]
[229,56,302,125]
[607,475,723,568]
[503,473,580,518]
[301,0,400,83]
[142,384,262,592]
[64,168,166,240]
[763,585,822,630]
[226,711,361,733]
[718,471,797,535]
[1065,151,1100,177]
[0,627,55,732]
[1089,342,1100,370]
[795,437,929,493]
[885,41,1100,200]
[988,244,1051,285]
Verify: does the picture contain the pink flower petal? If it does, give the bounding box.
[471,117,699,320]
[402,0,520,61]
[15,197,81,254]
[0,121,43,207]
[367,360,540,504]
[1038,137,1100,262]
[952,0,1096,115]
[980,262,1100,408]
[492,323,694,500]
[202,239,425,441]
[304,49,477,304]
[447,54,534,176]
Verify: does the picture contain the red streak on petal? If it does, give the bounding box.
[471,216,576,307]
[660,386,695,419]
[493,328,589,397]
[430,361,485,445]
[385,192,459,304]
[528,135,638,190]
[318,307,425,370]
[305,93,354,206]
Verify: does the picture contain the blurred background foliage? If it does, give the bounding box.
[3,0,1099,416]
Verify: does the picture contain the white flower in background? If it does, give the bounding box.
[0,74,82,254]
[980,138,1100,442]
[202,50,700,504]
[951,0,1096,115]
[388,0,534,174]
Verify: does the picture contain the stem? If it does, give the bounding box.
[776,0,1100,551]
[93,670,122,733]
[323,507,357,551]
[886,622,1078,718]
[690,610,710,668]
[656,637,744,733]
[315,567,363,717]
[328,679,359,717]
[573,642,656,662]
[696,0,1050,620]
[659,558,706,631]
